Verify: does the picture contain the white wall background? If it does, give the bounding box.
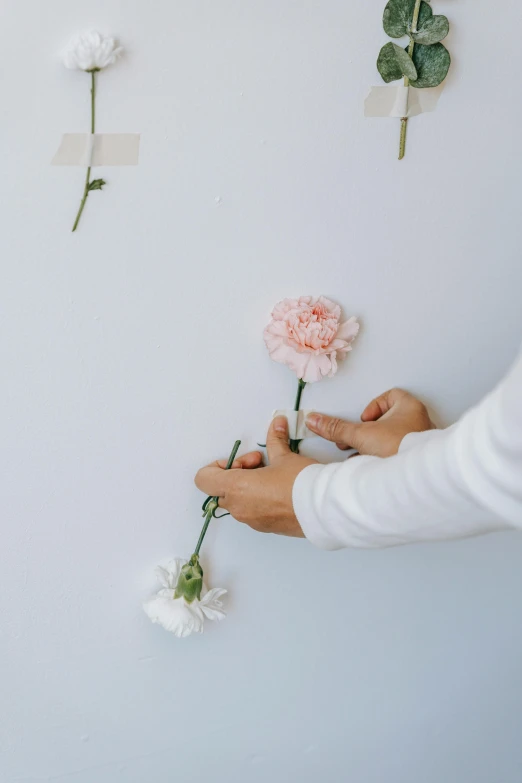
[2,1,522,781]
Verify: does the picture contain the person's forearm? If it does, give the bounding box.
[294,349,522,550]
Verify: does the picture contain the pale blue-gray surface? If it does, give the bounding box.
[2,1,522,781]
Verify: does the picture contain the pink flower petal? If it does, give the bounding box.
[336,317,360,341]
[264,297,359,382]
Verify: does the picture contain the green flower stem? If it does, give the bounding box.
[399,0,422,160]
[290,378,306,453]
[294,377,306,412]
[194,440,241,557]
[91,68,96,134]
[193,507,215,559]
[72,70,97,232]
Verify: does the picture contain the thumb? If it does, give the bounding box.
[306,412,361,449]
[266,415,292,463]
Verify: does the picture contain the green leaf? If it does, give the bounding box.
[412,14,449,44]
[88,178,106,191]
[383,0,432,38]
[377,42,417,83]
[408,42,451,88]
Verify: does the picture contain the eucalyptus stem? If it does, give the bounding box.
[290,378,306,453]
[399,0,422,160]
[72,70,97,232]
[194,440,241,556]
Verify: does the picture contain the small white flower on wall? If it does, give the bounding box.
[63,30,122,72]
[52,31,140,232]
[143,560,227,638]
[62,31,121,232]
[143,442,240,639]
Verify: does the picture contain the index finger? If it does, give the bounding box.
[194,465,233,497]
[361,388,408,422]
[216,451,264,470]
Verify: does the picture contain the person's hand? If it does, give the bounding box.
[195,389,435,537]
[194,417,317,536]
[306,388,436,458]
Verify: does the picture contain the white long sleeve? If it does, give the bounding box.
[293,348,522,549]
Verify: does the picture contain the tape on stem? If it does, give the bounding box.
[52,133,140,166]
[272,410,316,441]
[364,85,443,118]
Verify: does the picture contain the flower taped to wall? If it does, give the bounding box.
[368,0,451,159]
[144,297,359,639]
[52,31,140,231]
[264,297,359,453]
[143,442,239,638]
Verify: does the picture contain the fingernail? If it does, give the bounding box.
[306,413,320,428]
[274,415,288,433]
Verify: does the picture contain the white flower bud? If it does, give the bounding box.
[63,30,123,72]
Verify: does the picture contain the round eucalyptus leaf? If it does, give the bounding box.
[377,42,418,83]
[408,42,451,87]
[412,14,449,44]
[383,0,432,39]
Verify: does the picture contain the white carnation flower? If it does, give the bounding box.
[63,30,123,72]
[143,559,227,638]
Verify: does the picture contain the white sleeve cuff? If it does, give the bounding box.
[292,460,374,550]
[293,464,339,549]
[399,427,446,453]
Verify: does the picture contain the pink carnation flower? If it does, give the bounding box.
[264,296,359,383]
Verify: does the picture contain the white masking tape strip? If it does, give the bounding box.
[272,410,316,441]
[364,85,443,118]
[82,133,95,166]
[52,133,140,166]
[392,85,409,118]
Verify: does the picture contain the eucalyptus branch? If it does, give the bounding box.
[398,0,422,159]
[377,0,451,160]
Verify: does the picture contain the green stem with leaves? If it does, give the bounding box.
[72,70,106,232]
[399,0,422,160]
[290,378,306,453]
